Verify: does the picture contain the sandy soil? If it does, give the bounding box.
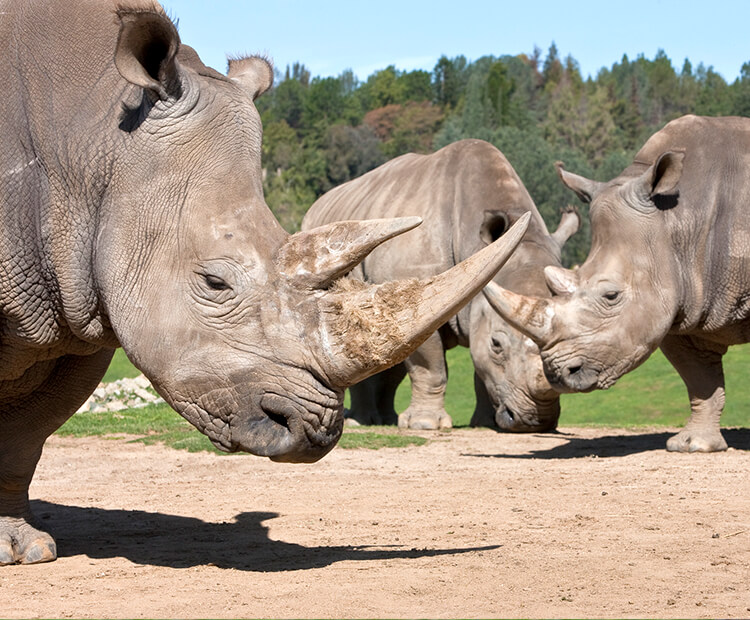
[2,426,749,619]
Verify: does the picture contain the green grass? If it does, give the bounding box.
[426,345,750,428]
[61,344,750,454]
[101,349,142,383]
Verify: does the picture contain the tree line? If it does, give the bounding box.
[256,44,750,265]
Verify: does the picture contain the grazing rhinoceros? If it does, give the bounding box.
[483,114,750,453]
[0,1,528,565]
[303,139,579,431]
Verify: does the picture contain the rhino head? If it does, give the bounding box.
[469,207,581,431]
[95,9,528,463]
[482,154,684,393]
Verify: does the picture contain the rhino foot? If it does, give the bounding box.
[0,516,57,565]
[398,406,452,430]
[666,428,728,453]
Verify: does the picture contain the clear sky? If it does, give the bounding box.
[161,1,749,84]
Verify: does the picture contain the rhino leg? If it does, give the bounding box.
[659,335,729,453]
[398,331,452,430]
[0,350,113,565]
[347,363,407,426]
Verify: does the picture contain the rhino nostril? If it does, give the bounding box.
[566,362,583,376]
[264,410,290,431]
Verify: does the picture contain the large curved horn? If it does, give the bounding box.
[482,281,554,346]
[321,212,531,385]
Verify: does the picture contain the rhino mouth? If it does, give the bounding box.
[487,382,560,432]
[494,401,560,432]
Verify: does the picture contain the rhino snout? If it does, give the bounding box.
[544,354,600,393]
[230,393,344,463]
[494,401,560,433]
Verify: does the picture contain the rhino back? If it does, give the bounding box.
[305,139,546,284]
[620,115,750,338]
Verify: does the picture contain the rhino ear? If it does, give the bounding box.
[648,151,685,197]
[479,210,509,245]
[115,9,182,101]
[556,162,604,204]
[276,217,422,289]
[550,205,581,249]
[544,265,578,296]
[228,56,274,101]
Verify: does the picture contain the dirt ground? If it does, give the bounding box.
[2,427,749,619]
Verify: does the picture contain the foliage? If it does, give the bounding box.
[258,50,750,266]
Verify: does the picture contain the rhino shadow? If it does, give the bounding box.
[464,427,750,459]
[31,501,499,571]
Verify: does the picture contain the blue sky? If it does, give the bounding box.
[161,1,749,84]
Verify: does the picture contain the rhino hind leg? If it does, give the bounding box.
[659,335,729,453]
[398,332,452,430]
[347,363,406,426]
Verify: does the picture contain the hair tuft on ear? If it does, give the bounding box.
[227,55,274,101]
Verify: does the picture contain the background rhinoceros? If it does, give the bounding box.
[0,0,528,564]
[303,139,579,431]
[485,114,750,453]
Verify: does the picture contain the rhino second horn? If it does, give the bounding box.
[323,212,532,385]
[482,280,554,346]
[277,216,423,289]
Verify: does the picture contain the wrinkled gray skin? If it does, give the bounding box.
[303,140,579,431]
[0,1,528,564]
[485,114,750,453]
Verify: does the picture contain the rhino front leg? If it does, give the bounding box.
[0,446,57,565]
[469,371,495,427]
[347,363,407,426]
[398,331,452,430]
[0,350,113,565]
[659,335,728,453]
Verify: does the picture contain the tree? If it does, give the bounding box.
[732,61,750,117]
[694,64,732,116]
[398,69,433,102]
[581,85,618,165]
[542,42,563,90]
[433,55,468,108]
[324,124,385,185]
[486,60,515,126]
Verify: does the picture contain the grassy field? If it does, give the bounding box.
[59,344,750,453]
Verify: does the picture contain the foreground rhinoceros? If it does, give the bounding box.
[0,1,528,565]
[303,139,579,431]
[484,114,750,453]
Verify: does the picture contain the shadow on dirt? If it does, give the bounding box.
[464,427,750,459]
[32,501,500,571]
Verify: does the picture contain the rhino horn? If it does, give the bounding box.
[321,212,531,385]
[277,217,423,289]
[482,280,554,346]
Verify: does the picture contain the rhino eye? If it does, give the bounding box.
[490,336,503,354]
[603,290,620,303]
[204,274,231,291]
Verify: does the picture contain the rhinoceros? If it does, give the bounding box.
[303,139,579,431]
[483,114,750,453]
[0,0,528,564]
